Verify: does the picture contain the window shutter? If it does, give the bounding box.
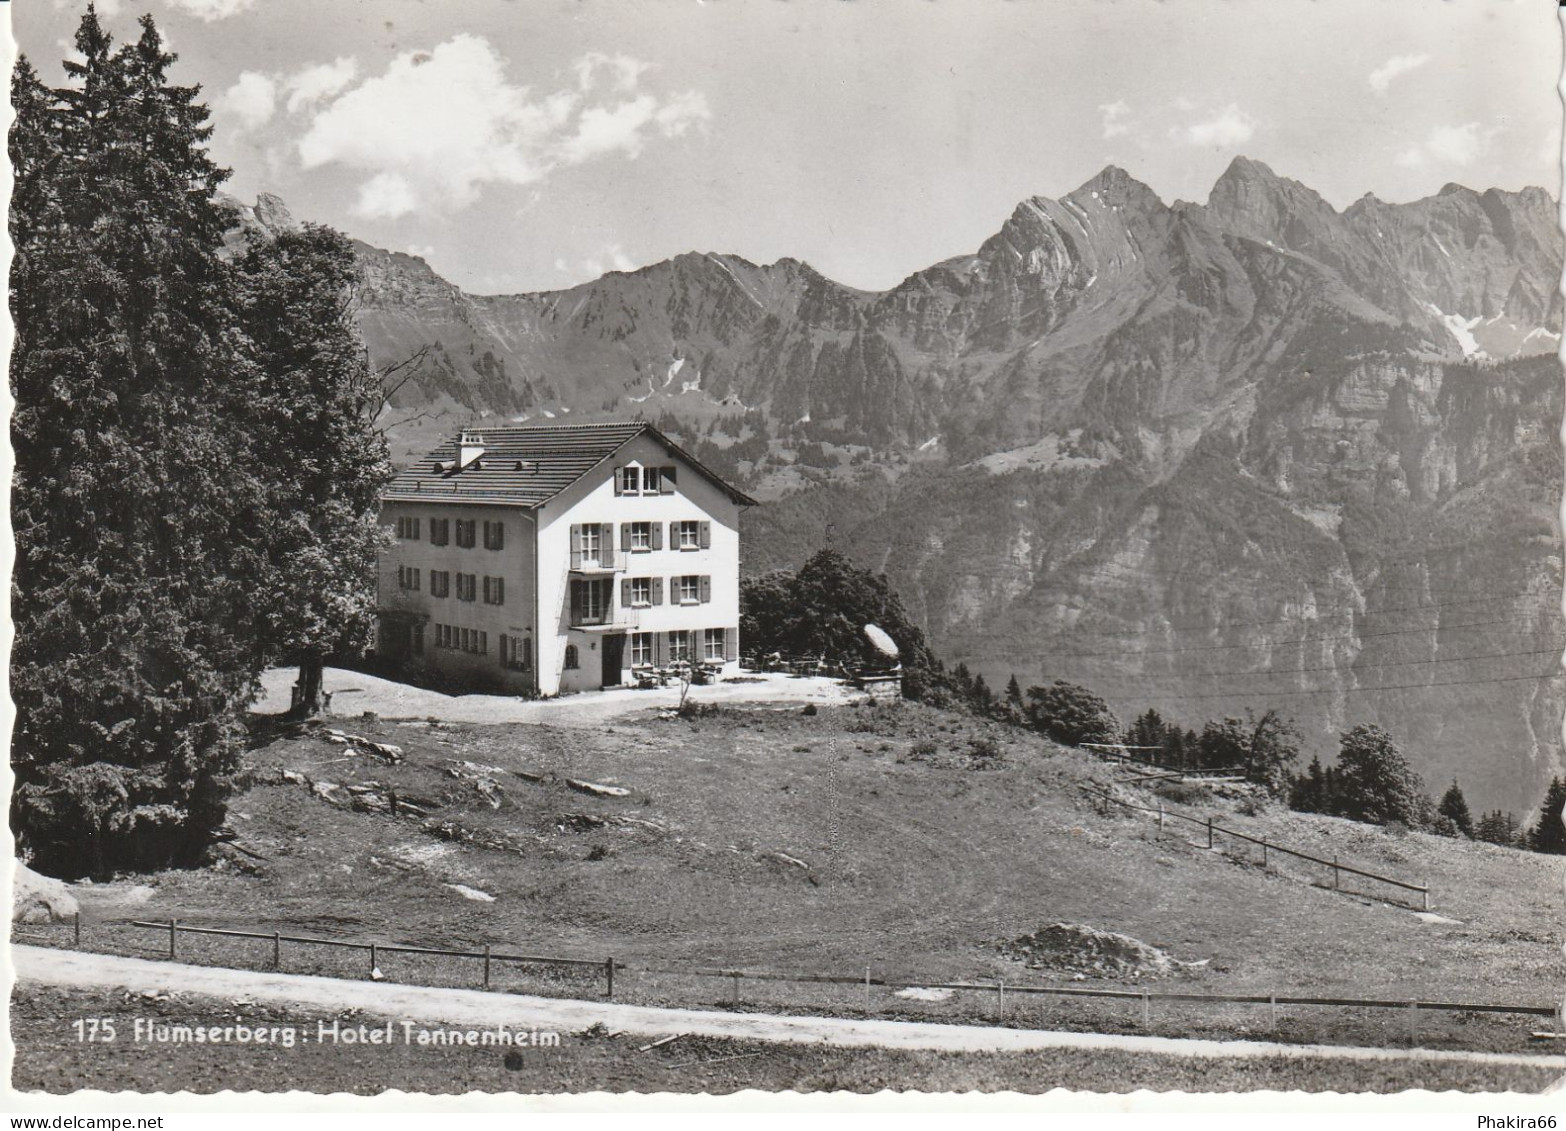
[621,578,632,608]
[496,578,504,604]
[662,466,677,493]
[651,523,663,550]
[653,632,664,665]
[482,577,490,603]
[699,521,712,549]
[570,524,582,570]
[614,468,624,496]
[523,637,532,670]
[602,523,615,556]
[669,521,679,548]
[700,575,711,604]
[724,627,739,662]
[620,522,632,551]
[500,634,509,665]
[651,577,663,606]
[668,630,679,657]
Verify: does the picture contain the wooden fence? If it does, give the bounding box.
[1082,786,1432,909]
[89,918,1557,1036]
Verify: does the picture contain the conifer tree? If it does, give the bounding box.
[1528,777,1566,855]
[1437,780,1474,838]
[1005,673,1023,706]
[233,225,392,715]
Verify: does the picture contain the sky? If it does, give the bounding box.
[11,0,1563,295]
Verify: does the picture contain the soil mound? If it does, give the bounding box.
[1001,922,1174,979]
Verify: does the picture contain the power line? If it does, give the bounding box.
[1042,613,1560,661]
[1083,642,1565,684]
[1097,667,1562,704]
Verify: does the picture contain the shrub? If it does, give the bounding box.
[1024,681,1120,747]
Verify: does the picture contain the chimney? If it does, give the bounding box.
[458,430,486,470]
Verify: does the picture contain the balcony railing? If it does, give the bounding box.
[569,549,629,574]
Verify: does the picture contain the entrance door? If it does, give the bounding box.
[601,633,626,687]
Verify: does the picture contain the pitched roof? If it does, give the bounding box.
[381,421,757,508]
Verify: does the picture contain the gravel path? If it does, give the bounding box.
[15,946,1566,1070]
[253,667,857,727]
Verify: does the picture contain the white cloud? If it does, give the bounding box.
[217,71,277,132]
[574,52,652,93]
[285,57,358,114]
[1180,104,1255,148]
[1368,53,1429,95]
[353,173,420,221]
[296,35,710,220]
[584,244,637,275]
[1098,100,1132,140]
[164,0,257,20]
[1396,122,1484,168]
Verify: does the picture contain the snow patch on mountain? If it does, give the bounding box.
[1426,303,1487,359]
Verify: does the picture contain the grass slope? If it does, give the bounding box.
[25,698,1563,1062]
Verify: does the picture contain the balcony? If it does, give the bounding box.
[569,549,629,575]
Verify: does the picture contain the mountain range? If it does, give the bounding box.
[228,156,1565,816]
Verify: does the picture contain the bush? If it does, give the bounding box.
[1024,681,1120,747]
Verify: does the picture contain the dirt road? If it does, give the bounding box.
[254,667,856,727]
[15,946,1565,1070]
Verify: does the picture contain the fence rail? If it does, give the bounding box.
[100,918,1558,1025]
[1083,786,1430,907]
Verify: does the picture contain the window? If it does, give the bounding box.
[642,466,661,495]
[483,521,505,550]
[412,624,425,655]
[455,519,476,548]
[483,576,505,605]
[430,571,451,598]
[626,577,651,607]
[397,565,421,591]
[429,518,450,546]
[616,466,641,495]
[677,520,700,550]
[631,632,654,666]
[500,634,532,671]
[628,521,652,551]
[571,523,616,569]
[704,628,726,661]
[435,623,452,649]
[453,627,486,654]
[667,630,691,663]
[570,578,613,626]
[564,644,579,670]
[394,516,421,540]
[673,575,711,605]
[456,573,477,602]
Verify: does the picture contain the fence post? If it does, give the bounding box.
[1422,882,1429,913]
[1407,1001,1418,1045]
[369,942,377,978]
[1141,987,1151,1028]
[732,971,740,1003]
[273,931,281,971]
[865,966,872,1012]
[484,944,492,989]
[1333,856,1340,891]
[997,979,1005,1014]
[73,911,81,948]
[1261,841,1268,870]
[169,919,177,961]
[1157,800,1165,836]
[1269,993,1277,1032]
[1206,817,1214,850]
[606,956,616,999]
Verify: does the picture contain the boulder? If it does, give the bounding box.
[13,860,79,924]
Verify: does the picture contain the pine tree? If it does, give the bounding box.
[1437,780,1474,838]
[1528,777,1566,855]
[11,12,258,874]
[1005,673,1023,706]
[233,224,392,715]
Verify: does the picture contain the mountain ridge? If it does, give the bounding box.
[223,158,1564,817]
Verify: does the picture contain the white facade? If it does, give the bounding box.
[376,426,747,697]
